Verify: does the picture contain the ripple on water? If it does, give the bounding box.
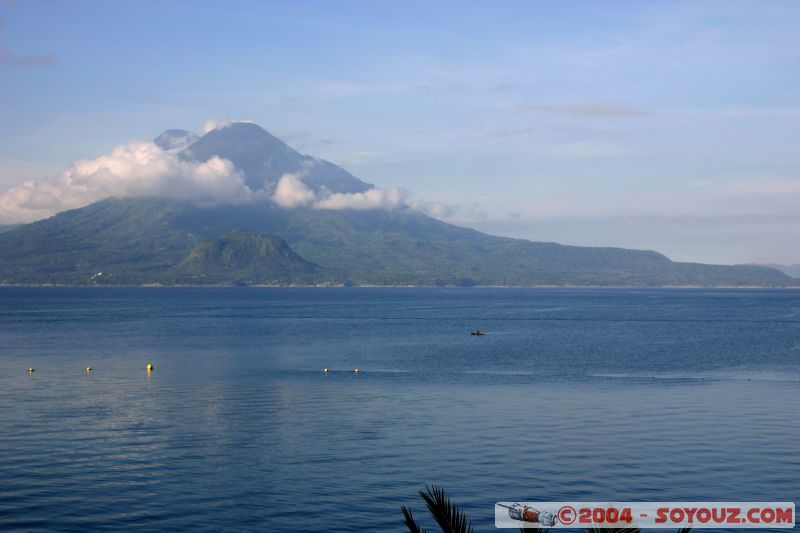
[0,287,798,531]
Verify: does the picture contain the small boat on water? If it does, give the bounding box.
[470,330,486,336]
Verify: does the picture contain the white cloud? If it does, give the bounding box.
[409,199,487,223]
[0,125,435,223]
[271,173,316,208]
[0,141,251,223]
[271,173,406,211]
[314,187,406,210]
[155,130,198,152]
[420,201,457,219]
[0,145,413,223]
[202,118,255,133]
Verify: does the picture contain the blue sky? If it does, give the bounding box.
[1,0,799,264]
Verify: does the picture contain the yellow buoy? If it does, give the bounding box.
[323,368,329,373]
[354,368,360,373]
[146,363,154,371]
[27,368,34,373]
[86,367,92,372]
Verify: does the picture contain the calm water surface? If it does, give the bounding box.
[0,288,798,531]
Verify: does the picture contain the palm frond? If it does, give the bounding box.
[402,485,690,533]
[418,485,474,533]
[401,505,428,533]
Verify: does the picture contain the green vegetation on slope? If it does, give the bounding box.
[0,198,198,284]
[170,229,321,285]
[0,197,793,287]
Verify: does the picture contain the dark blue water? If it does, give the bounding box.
[0,288,798,531]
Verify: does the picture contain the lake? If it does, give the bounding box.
[0,287,798,531]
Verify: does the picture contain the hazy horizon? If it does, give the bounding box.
[2,1,798,265]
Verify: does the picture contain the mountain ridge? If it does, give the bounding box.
[757,264,800,279]
[0,122,794,287]
[181,122,372,195]
[0,196,792,287]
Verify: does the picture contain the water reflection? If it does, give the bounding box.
[0,288,797,531]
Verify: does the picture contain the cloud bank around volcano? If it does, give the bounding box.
[0,131,409,223]
[0,140,252,223]
[272,173,406,210]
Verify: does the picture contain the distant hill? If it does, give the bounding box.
[0,122,794,287]
[760,264,800,279]
[172,229,320,285]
